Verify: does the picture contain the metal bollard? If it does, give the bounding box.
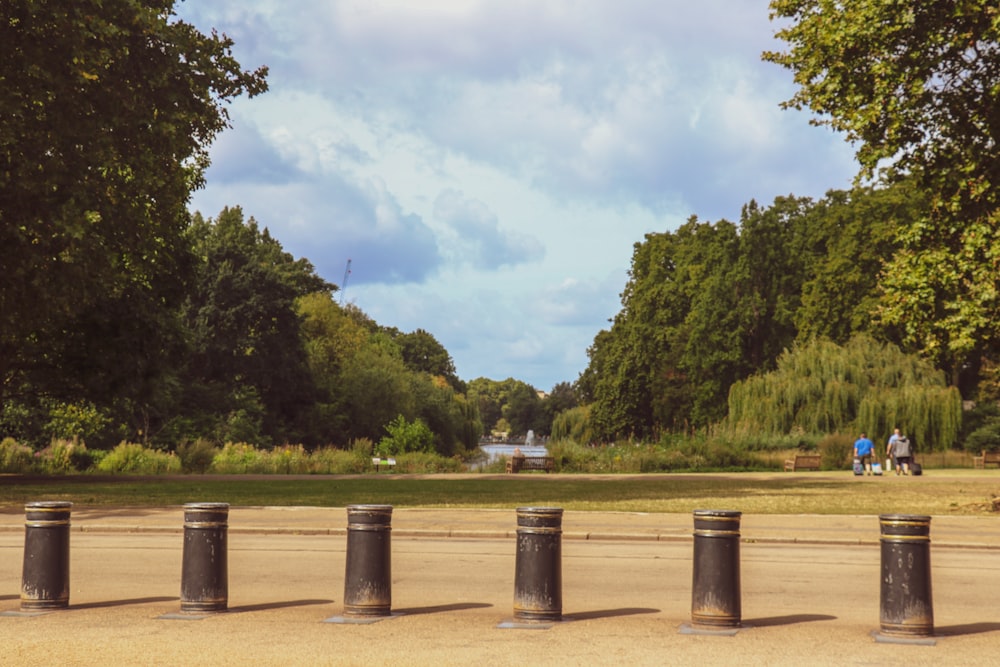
[343,504,393,618]
[21,501,72,611]
[513,507,563,623]
[180,503,229,613]
[690,509,742,629]
[879,514,933,638]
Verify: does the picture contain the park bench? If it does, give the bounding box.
[784,454,821,472]
[973,451,1000,469]
[506,456,555,474]
[371,457,396,472]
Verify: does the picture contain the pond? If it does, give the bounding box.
[477,443,549,466]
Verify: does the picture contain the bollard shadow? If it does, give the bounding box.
[935,622,1000,637]
[563,608,660,622]
[227,599,334,614]
[393,602,493,616]
[73,508,166,520]
[745,614,837,628]
[72,596,177,611]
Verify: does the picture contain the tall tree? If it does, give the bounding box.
[764,0,1000,384]
[0,1,267,418]
[177,207,331,445]
[388,328,463,392]
[764,1,999,218]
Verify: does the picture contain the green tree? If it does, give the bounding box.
[0,1,267,409]
[795,183,919,343]
[764,1,999,219]
[543,382,578,425]
[726,335,963,451]
[175,207,331,445]
[389,328,463,391]
[503,381,546,437]
[467,377,513,435]
[765,0,1000,385]
[338,344,415,443]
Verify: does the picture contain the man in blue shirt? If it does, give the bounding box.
[854,433,875,476]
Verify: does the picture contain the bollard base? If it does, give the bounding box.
[324,612,401,625]
[679,622,745,636]
[871,630,936,646]
[497,618,561,630]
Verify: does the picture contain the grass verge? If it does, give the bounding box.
[2,470,1000,515]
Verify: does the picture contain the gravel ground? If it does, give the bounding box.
[2,508,1000,665]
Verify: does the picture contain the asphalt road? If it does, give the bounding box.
[2,512,1000,666]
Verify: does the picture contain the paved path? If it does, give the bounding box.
[2,508,1000,665]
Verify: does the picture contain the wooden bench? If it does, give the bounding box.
[974,451,1000,469]
[506,456,554,474]
[371,457,396,472]
[783,454,821,472]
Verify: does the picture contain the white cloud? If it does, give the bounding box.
[178,1,859,388]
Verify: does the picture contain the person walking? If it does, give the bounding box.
[888,432,913,475]
[854,433,875,476]
[886,428,902,473]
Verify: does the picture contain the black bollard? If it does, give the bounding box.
[180,503,229,613]
[690,509,742,629]
[513,507,563,623]
[343,504,393,618]
[879,514,933,638]
[21,501,72,611]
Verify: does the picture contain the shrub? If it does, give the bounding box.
[211,442,266,473]
[37,438,92,474]
[390,451,463,473]
[176,439,219,474]
[310,446,368,474]
[964,419,1000,454]
[270,444,311,474]
[97,442,181,474]
[351,438,375,457]
[818,434,854,471]
[377,416,434,456]
[0,437,34,473]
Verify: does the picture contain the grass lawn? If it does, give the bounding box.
[2,470,1000,515]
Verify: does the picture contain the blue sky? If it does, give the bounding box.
[174,1,857,391]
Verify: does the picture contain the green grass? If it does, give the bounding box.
[3,470,1000,515]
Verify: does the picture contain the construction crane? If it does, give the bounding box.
[340,258,352,305]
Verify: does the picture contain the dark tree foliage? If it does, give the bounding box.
[0,2,267,407]
[171,207,332,446]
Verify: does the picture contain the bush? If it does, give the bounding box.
[97,442,181,474]
[390,451,463,473]
[211,442,266,473]
[818,434,854,471]
[377,415,434,456]
[0,437,34,473]
[964,419,1000,454]
[310,446,369,474]
[270,444,311,474]
[176,439,219,474]
[37,438,92,474]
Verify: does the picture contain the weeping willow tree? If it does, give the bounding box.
[725,335,961,450]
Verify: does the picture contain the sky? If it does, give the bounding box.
[174,0,858,392]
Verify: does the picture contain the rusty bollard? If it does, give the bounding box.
[342,504,393,618]
[689,509,742,631]
[512,506,563,624]
[180,503,229,613]
[877,514,934,643]
[21,501,72,611]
